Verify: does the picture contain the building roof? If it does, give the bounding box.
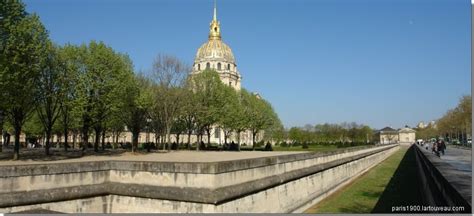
[398,127,416,133]
[380,126,397,132]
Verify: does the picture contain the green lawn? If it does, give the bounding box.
[272,145,338,152]
[304,146,423,213]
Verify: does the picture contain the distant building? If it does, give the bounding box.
[375,126,416,145]
[398,127,416,144]
[417,121,426,129]
[375,127,399,145]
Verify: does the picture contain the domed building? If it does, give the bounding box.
[191,3,242,90]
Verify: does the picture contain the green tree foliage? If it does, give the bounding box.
[242,91,278,150]
[232,89,252,149]
[180,87,198,149]
[287,122,374,146]
[57,44,82,151]
[72,41,133,152]
[218,85,240,144]
[190,69,228,148]
[120,73,152,153]
[436,95,472,143]
[35,43,65,155]
[0,0,28,152]
[0,1,50,159]
[22,112,43,144]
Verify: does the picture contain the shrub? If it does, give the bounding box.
[123,142,132,149]
[199,141,206,150]
[229,142,239,151]
[264,142,273,151]
[254,141,264,148]
[302,143,309,149]
[171,142,178,150]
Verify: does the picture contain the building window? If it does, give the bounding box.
[198,64,200,70]
[206,62,210,69]
[217,63,221,70]
[227,64,230,70]
[229,81,232,86]
[214,128,220,139]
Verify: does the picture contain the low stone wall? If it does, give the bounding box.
[414,145,471,213]
[0,144,399,213]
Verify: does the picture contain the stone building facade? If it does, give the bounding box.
[375,126,416,145]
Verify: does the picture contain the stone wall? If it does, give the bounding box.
[413,145,471,213]
[0,144,399,213]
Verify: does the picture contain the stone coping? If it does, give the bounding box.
[415,145,472,207]
[0,144,397,177]
[0,145,398,208]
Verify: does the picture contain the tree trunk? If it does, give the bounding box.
[64,126,68,152]
[82,127,89,151]
[45,129,51,156]
[206,128,211,147]
[72,132,77,149]
[176,133,180,147]
[224,133,228,145]
[101,129,106,151]
[187,131,192,150]
[166,127,171,151]
[196,133,201,151]
[94,127,100,152]
[13,124,21,160]
[57,133,61,148]
[252,131,257,151]
[132,131,139,153]
[0,120,3,152]
[237,131,241,151]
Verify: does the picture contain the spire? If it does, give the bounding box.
[209,0,221,40]
[213,0,217,21]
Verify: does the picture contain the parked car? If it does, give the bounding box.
[416,139,424,146]
[451,139,461,145]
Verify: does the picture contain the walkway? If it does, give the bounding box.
[417,143,472,176]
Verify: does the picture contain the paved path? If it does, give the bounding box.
[418,143,472,176]
[0,148,304,166]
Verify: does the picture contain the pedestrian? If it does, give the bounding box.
[439,139,446,155]
[432,140,440,157]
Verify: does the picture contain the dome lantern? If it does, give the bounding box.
[209,0,221,40]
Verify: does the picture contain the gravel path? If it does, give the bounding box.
[0,148,304,166]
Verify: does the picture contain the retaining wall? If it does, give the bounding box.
[414,144,471,213]
[0,144,399,213]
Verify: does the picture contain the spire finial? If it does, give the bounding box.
[213,0,217,21]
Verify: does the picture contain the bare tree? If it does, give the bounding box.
[150,54,190,150]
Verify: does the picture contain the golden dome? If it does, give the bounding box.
[195,39,235,63]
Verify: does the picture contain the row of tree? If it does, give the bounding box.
[265,122,375,145]
[416,95,472,143]
[0,1,281,159]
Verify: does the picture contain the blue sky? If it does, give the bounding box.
[24,0,471,129]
